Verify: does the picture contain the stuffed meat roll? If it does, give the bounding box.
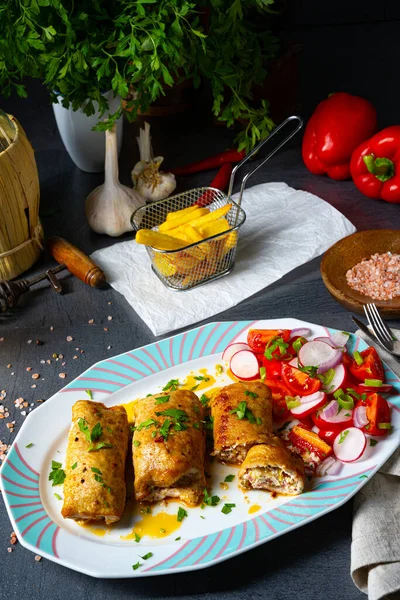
[132,390,205,506]
[61,400,129,524]
[239,436,305,495]
[211,381,272,464]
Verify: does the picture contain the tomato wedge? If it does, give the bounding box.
[264,378,291,420]
[259,357,282,379]
[281,363,321,396]
[247,329,291,353]
[356,393,391,436]
[316,428,338,446]
[349,346,385,382]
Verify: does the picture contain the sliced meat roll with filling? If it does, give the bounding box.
[132,390,206,506]
[211,381,272,464]
[239,436,305,496]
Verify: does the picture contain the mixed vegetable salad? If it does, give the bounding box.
[222,328,393,477]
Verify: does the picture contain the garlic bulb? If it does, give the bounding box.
[86,124,145,236]
[131,122,176,202]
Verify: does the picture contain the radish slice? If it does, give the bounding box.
[222,342,251,362]
[290,392,326,417]
[298,341,342,374]
[319,404,353,427]
[230,350,259,380]
[299,390,327,406]
[331,331,350,348]
[289,327,311,339]
[322,363,346,393]
[333,428,366,462]
[358,383,393,394]
[316,456,342,477]
[288,357,299,368]
[353,405,369,428]
[314,336,336,347]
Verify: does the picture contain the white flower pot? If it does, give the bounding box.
[52,90,123,173]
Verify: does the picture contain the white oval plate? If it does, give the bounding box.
[1,318,399,578]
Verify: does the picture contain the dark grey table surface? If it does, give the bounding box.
[0,84,399,600]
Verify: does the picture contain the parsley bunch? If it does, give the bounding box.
[0,0,278,152]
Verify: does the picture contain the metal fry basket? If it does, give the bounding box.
[131,115,303,291]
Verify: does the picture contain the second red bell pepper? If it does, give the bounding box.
[350,125,400,203]
[302,92,376,180]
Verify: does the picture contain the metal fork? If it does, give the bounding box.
[363,303,400,357]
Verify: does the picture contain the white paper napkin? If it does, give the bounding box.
[351,328,400,600]
[92,182,356,336]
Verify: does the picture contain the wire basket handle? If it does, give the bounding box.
[227,115,303,206]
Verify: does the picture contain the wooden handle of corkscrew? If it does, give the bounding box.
[47,236,107,288]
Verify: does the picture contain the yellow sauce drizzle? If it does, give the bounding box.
[120,511,181,540]
[226,368,239,382]
[78,522,111,537]
[248,504,261,515]
[120,398,139,424]
[181,368,216,392]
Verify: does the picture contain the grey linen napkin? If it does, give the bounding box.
[351,328,400,600]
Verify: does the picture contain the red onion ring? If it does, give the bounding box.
[320,400,338,419]
[316,457,342,477]
[353,405,368,428]
[289,327,311,339]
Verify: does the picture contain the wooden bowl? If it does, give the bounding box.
[321,230,400,318]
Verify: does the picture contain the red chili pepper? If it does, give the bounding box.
[288,425,332,460]
[350,125,400,203]
[247,329,291,354]
[349,346,385,382]
[171,149,245,176]
[302,92,376,180]
[355,393,391,436]
[281,363,321,397]
[196,163,233,208]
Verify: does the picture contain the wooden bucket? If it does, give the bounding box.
[0,116,43,280]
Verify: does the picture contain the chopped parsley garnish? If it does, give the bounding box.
[91,467,102,475]
[78,418,112,451]
[155,395,170,405]
[244,390,258,398]
[132,562,141,571]
[216,364,223,374]
[203,488,220,506]
[175,537,181,541]
[151,431,157,438]
[221,503,236,515]
[230,401,261,424]
[94,474,103,483]
[163,379,179,391]
[297,364,319,378]
[194,375,210,382]
[200,515,205,519]
[71,462,78,470]
[200,394,209,406]
[264,336,289,360]
[146,393,153,397]
[141,507,151,515]
[85,389,93,399]
[370,439,378,447]
[191,384,200,391]
[259,366,266,381]
[160,528,166,534]
[177,507,188,522]
[93,471,111,493]
[346,388,361,400]
[155,408,188,421]
[134,533,141,543]
[224,474,235,483]
[338,430,349,444]
[193,422,200,429]
[54,493,62,500]
[292,337,307,354]
[359,475,368,479]
[140,552,153,560]
[203,415,214,431]
[133,440,141,447]
[130,425,136,433]
[159,418,173,440]
[137,418,158,431]
[49,460,66,487]
[317,368,335,387]
[193,405,200,414]
[25,442,33,448]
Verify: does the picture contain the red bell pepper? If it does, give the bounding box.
[302,92,376,180]
[350,126,400,203]
[288,425,332,460]
[355,393,391,436]
[349,346,385,382]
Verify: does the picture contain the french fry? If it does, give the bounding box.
[196,218,230,239]
[188,204,232,228]
[167,224,211,256]
[159,207,209,232]
[166,205,199,221]
[153,253,177,277]
[136,229,187,250]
